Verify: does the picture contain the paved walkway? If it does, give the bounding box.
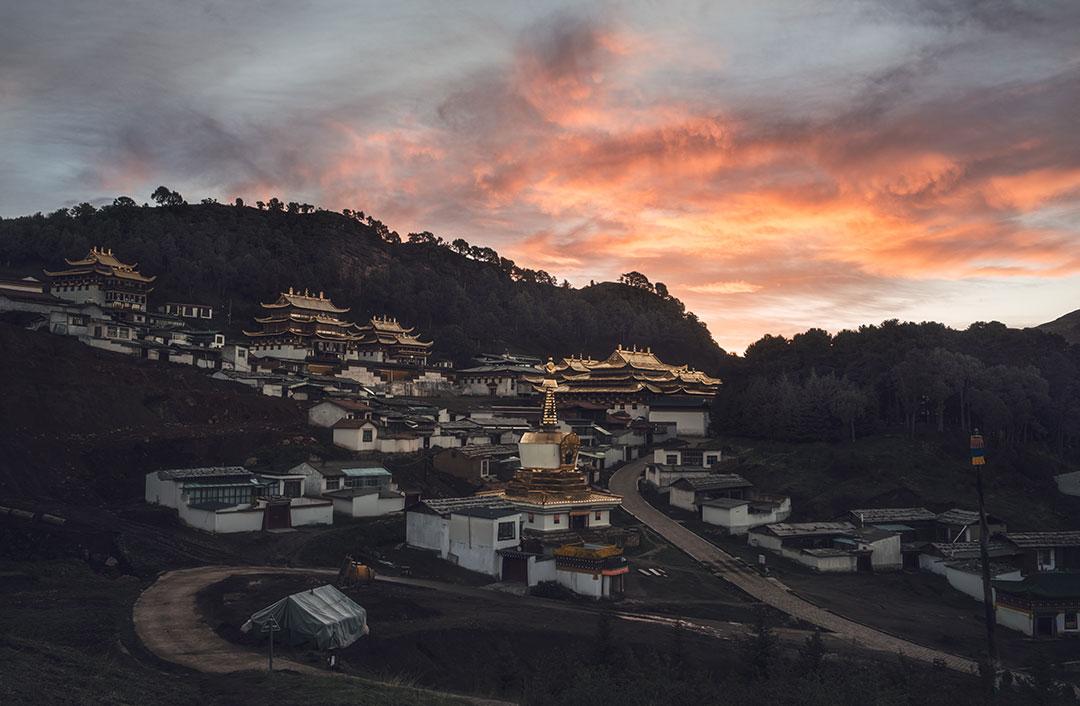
[133,565,510,705]
[611,458,980,673]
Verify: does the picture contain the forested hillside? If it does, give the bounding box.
[713,322,1080,460]
[1038,308,1080,346]
[0,196,725,370]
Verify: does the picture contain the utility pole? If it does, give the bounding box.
[971,430,998,670]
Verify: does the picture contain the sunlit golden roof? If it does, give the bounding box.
[45,246,156,284]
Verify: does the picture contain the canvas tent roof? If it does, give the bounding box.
[242,584,367,650]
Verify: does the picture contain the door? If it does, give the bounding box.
[1036,614,1056,638]
[264,501,291,530]
[570,514,587,530]
[502,556,528,583]
[857,553,873,573]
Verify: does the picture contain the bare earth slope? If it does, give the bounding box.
[0,324,303,503]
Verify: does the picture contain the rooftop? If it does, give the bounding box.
[935,508,983,526]
[993,573,1080,599]
[756,522,855,538]
[700,497,749,509]
[673,474,752,492]
[446,444,519,459]
[418,496,518,517]
[1003,531,1080,548]
[849,507,936,524]
[452,505,522,520]
[156,466,250,481]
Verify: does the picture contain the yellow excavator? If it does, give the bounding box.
[337,554,375,588]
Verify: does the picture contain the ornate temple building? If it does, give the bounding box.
[534,344,721,403]
[243,289,434,365]
[503,363,621,531]
[355,315,433,366]
[243,288,362,360]
[45,247,156,324]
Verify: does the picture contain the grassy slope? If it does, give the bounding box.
[718,433,1080,530]
[0,561,465,705]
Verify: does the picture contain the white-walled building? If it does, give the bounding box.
[748,522,901,573]
[701,496,792,535]
[668,474,754,514]
[406,497,522,578]
[144,466,332,533]
[309,399,373,428]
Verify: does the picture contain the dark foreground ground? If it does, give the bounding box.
[194,568,1076,705]
[0,560,467,705]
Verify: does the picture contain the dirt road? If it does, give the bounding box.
[610,458,981,673]
[132,565,510,705]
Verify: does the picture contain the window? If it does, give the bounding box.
[1037,548,1055,570]
[665,454,679,465]
[595,511,602,521]
[553,514,561,525]
[497,521,516,541]
[527,513,535,523]
[480,459,491,478]
[325,478,340,490]
[705,454,718,466]
[362,429,374,443]
[1066,613,1078,631]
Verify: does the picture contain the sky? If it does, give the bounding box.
[2,1,1079,353]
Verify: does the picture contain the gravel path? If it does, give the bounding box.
[610,458,981,673]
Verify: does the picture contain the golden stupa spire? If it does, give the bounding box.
[540,357,560,428]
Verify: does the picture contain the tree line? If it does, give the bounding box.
[712,321,1080,457]
[0,190,725,371]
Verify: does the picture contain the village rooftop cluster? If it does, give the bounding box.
[2,248,1077,629]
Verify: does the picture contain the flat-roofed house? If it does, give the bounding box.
[434,444,520,484]
[406,497,522,577]
[849,507,939,542]
[994,573,1080,638]
[701,495,792,535]
[668,474,754,513]
[1001,531,1080,575]
[748,522,901,573]
[144,466,332,533]
[917,540,1020,575]
[934,508,1007,543]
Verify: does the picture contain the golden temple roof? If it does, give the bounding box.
[261,288,351,314]
[543,344,722,389]
[44,246,156,284]
[357,315,433,349]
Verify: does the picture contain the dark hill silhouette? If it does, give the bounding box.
[1038,308,1080,346]
[0,200,726,371]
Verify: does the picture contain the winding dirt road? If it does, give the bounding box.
[610,457,980,673]
[132,565,509,705]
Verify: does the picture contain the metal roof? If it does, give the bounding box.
[418,496,517,517]
[1004,531,1080,548]
[849,507,936,523]
[341,467,391,478]
[756,522,855,538]
[157,466,250,481]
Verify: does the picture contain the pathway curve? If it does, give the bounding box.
[610,458,980,673]
[132,565,510,705]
